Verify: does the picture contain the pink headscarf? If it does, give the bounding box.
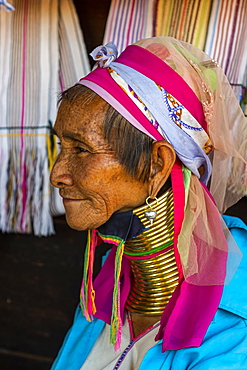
[78,37,245,351]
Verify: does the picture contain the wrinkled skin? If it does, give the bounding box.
[50,94,176,336]
[50,96,150,231]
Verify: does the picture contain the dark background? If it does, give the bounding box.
[0,1,246,369]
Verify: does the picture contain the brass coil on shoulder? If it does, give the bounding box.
[125,189,179,315]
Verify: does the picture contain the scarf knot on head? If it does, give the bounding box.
[90,42,118,68]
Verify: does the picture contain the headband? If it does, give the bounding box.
[79,43,212,183]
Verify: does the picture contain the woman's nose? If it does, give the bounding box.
[50,156,73,188]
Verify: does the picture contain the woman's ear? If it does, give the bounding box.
[148,141,176,198]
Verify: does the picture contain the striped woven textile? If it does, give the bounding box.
[0,0,90,236]
[104,0,247,112]
[103,0,156,53]
[204,0,247,113]
[155,0,213,50]
[103,0,213,57]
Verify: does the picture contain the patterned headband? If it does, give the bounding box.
[79,42,213,183]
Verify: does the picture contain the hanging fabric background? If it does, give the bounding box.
[0,0,90,236]
[103,0,247,114]
[1,0,246,236]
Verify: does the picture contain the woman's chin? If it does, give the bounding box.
[65,213,108,231]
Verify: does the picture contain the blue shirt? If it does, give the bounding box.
[51,216,247,369]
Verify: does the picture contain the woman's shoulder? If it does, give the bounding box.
[51,307,105,370]
[220,215,247,320]
[222,214,247,234]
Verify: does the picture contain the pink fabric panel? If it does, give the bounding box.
[156,281,223,350]
[117,45,208,132]
[171,161,185,283]
[81,80,158,140]
[79,68,164,141]
[93,246,132,325]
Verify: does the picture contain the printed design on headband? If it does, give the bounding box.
[108,67,162,131]
[108,67,213,155]
[203,139,213,155]
[161,87,213,155]
[127,85,160,130]
[162,89,201,131]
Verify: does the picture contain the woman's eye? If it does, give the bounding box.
[75,147,87,153]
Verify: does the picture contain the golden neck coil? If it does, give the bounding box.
[124,188,179,316]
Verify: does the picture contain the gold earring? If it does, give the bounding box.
[144,196,159,225]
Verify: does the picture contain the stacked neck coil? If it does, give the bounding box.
[124,189,179,315]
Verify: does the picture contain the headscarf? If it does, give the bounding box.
[78,37,246,350]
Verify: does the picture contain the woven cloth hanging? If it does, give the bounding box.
[204,0,247,113]
[155,0,213,50]
[103,0,247,112]
[0,0,90,236]
[103,0,156,53]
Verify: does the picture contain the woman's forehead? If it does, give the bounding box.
[57,96,107,126]
[60,93,108,115]
[54,97,110,143]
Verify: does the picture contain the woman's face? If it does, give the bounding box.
[50,96,149,230]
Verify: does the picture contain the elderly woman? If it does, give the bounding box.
[50,37,247,369]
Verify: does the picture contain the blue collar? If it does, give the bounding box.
[97,210,145,241]
[220,215,247,319]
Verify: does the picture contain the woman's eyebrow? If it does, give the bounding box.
[60,131,95,150]
[62,132,85,142]
[51,128,83,143]
[51,128,93,149]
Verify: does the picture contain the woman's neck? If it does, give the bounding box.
[124,188,179,316]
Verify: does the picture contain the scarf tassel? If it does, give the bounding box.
[80,229,97,321]
[110,239,125,351]
[80,229,125,351]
